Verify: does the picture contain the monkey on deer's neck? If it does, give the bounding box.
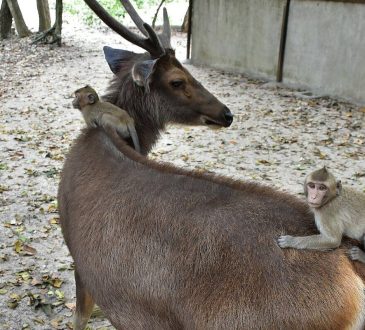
[72,85,141,153]
[278,167,365,261]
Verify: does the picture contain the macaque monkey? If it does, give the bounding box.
[278,167,365,262]
[72,85,141,153]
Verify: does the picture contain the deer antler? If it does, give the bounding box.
[119,0,149,37]
[119,0,171,49]
[83,0,165,57]
[120,0,171,48]
[159,8,171,49]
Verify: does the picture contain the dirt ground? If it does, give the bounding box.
[1,10,365,330]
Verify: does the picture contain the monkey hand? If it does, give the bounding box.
[277,235,295,249]
[349,246,365,263]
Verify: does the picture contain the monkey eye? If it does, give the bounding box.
[319,185,327,191]
[307,182,315,189]
[170,80,184,88]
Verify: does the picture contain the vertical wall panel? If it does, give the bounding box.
[191,0,365,103]
[191,0,285,79]
[283,1,365,103]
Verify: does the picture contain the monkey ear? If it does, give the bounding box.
[132,59,159,93]
[336,180,342,196]
[103,46,138,75]
[88,93,96,104]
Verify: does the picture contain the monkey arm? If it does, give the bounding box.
[278,234,341,250]
[278,211,345,250]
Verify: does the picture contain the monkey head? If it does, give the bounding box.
[72,85,100,110]
[304,167,342,209]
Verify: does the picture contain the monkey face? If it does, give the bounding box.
[306,182,329,208]
[72,87,98,110]
[72,94,81,110]
[304,167,341,209]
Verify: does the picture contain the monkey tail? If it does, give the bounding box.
[127,125,141,153]
[102,126,146,163]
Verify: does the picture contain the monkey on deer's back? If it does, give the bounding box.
[278,166,365,262]
[72,85,141,153]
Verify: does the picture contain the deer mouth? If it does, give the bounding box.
[202,116,222,127]
[201,115,232,128]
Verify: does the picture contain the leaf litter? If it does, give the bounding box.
[1,10,365,330]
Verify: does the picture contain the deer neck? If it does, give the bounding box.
[104,76,166,155]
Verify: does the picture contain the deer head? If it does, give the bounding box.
[84,0,233,153]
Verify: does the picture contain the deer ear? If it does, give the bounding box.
[132,59,158,92]
[103,46,138,75]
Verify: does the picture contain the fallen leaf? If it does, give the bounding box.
[14,240,23,253]
[65,302,76,311]
[22,245,37,256]
[52,278,63,288]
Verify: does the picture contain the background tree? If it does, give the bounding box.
[152,0,165,28]
[0,0,60,42]
[0,0,12,39]
[37,0,51,32]
[2,0,31,38]
[33,0,63,46]
[181,5,189,32]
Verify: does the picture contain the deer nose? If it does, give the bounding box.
[223,107,233,126]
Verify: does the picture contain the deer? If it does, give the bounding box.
[58,1,365,329]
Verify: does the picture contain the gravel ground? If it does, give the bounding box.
[1,12,365,330]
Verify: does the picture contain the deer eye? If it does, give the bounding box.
[170,80,184,88]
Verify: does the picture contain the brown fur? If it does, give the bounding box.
[59,17,364,327]
[102,50,232,155]
[59,127,365,329]
[310,166,332,182]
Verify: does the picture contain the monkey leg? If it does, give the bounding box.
[73,270,95,330]
[99,113,130,139]
[349,246,365,264]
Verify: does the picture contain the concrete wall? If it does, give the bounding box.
[191,0,285,79]
[191,0,365,104]
[283,1,365,103]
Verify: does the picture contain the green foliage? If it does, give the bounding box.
[64,0,173,27]
[64,0,126,26]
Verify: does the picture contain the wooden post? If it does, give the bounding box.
[276,0,291,82]
[186,0,193,59]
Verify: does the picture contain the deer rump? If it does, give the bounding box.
[59,129,365,330]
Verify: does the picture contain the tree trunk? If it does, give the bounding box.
[6,0,31,37]
[0,0,12,39]
[181,6,189,33]
[54,0,63,42]
[152,0,165,29]
[32,0,63,46]
[37,0,51,32]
